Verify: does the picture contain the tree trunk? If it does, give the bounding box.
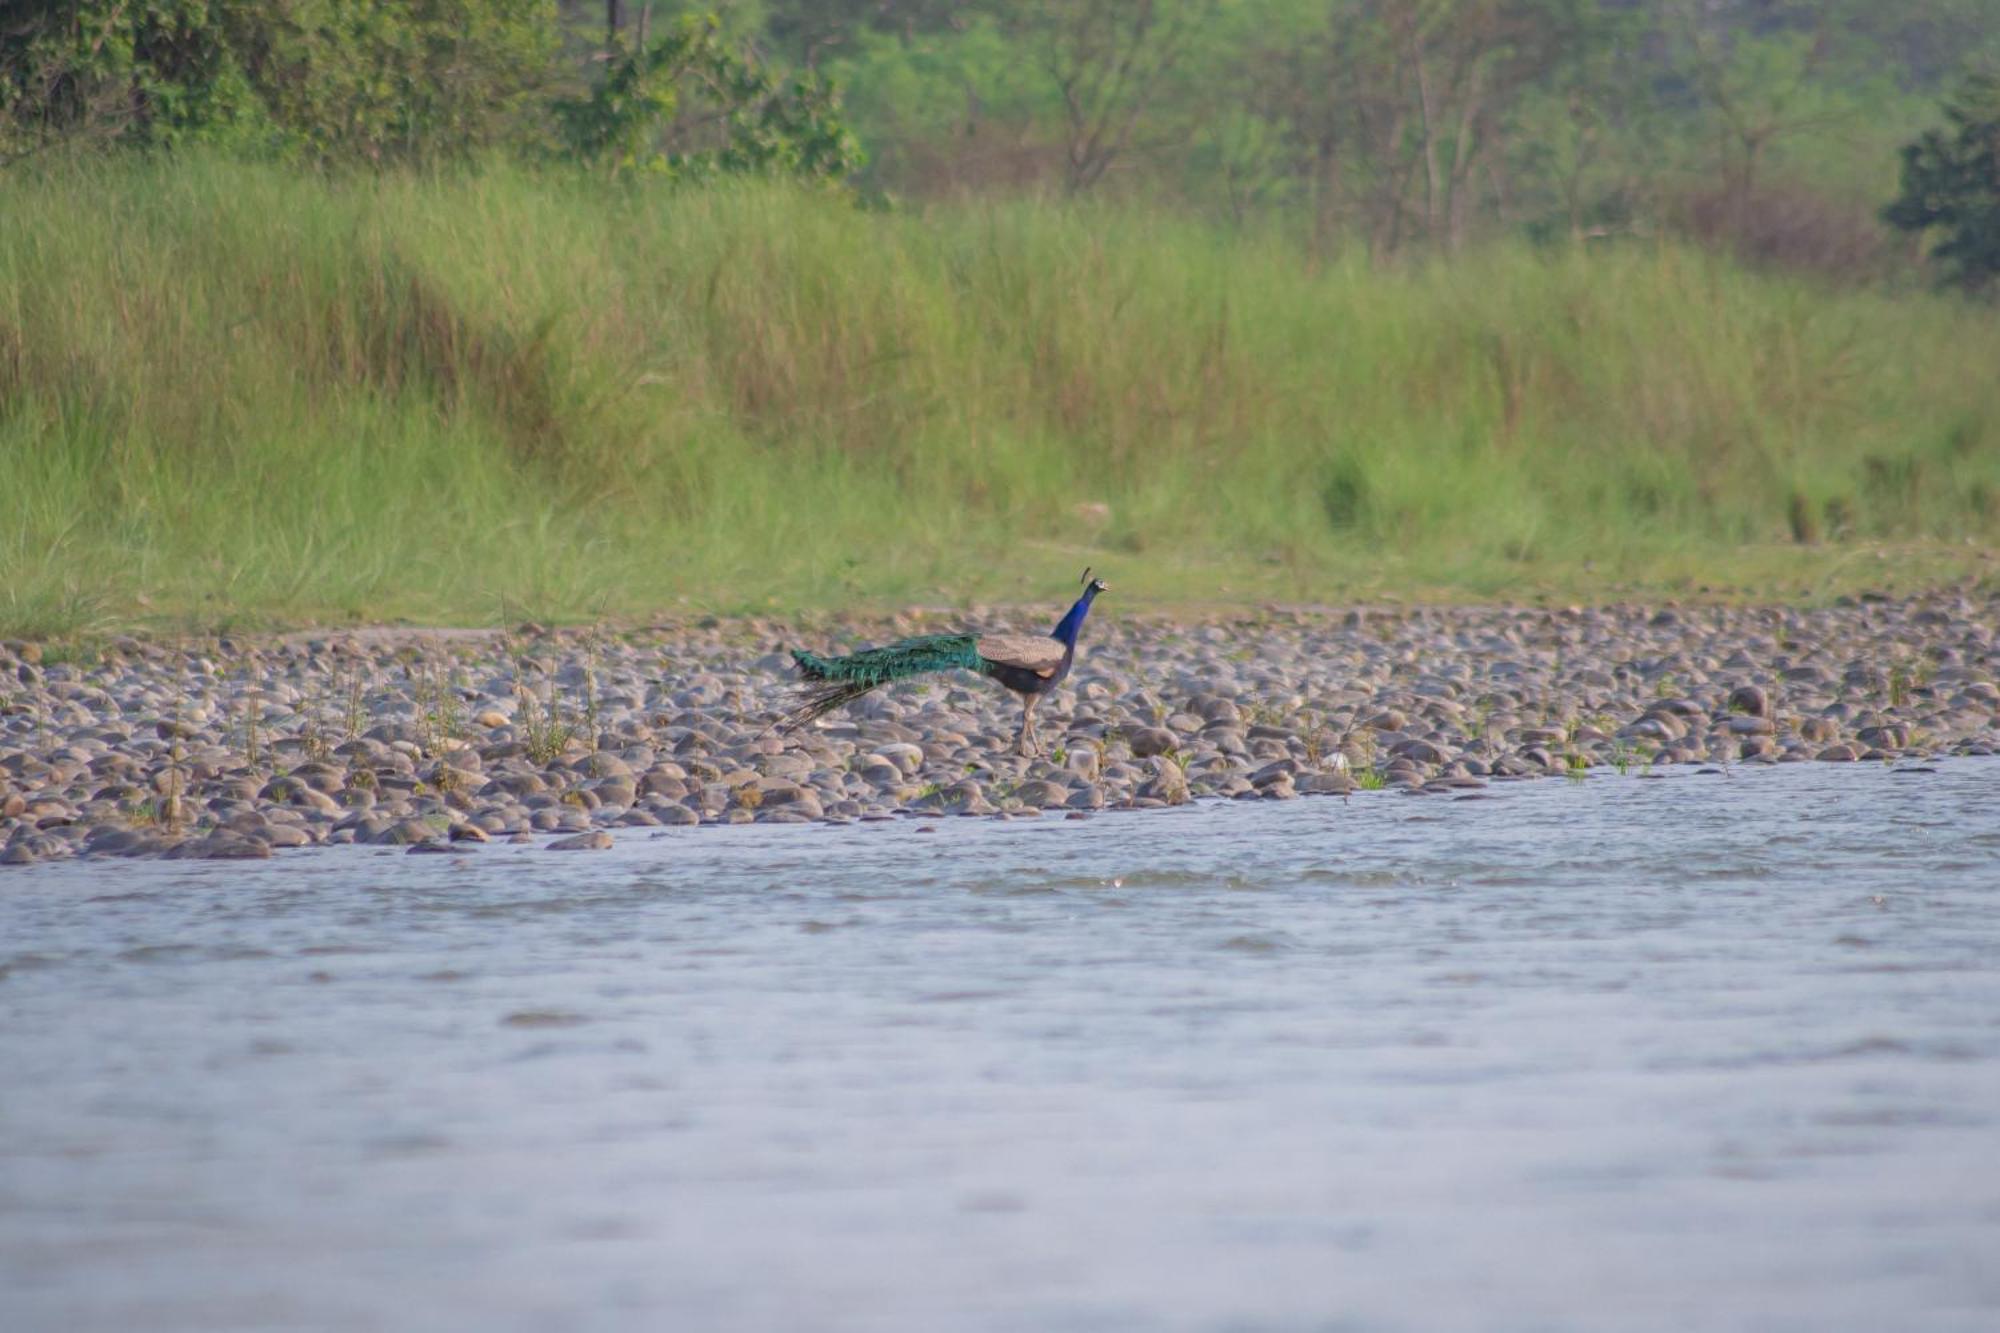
[1311,132,1341,263]
[1410,39,1443,243]
[1442,55,1488,252]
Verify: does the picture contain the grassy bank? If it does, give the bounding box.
[4,157,1998,637]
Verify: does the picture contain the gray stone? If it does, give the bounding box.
[1066,784,1106,810]
[1726,684,1772,718]
[373,819,437,846]
[198,834,272,860]
[1013,780,1070,809]
[1136,757,1189,805]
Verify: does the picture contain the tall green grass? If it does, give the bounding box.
[4,156,1998,635]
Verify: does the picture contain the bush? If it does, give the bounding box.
[0,3,855,181]
[552,15,859,182]
[0,1,557,165]
[1885,72,2000,295]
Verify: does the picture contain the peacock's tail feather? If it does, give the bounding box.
[792,634,984,685]
[770,677,881,734]
[776,634,987,733]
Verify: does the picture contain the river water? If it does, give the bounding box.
[2,762,1997,1332]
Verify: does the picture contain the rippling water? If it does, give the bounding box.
[3,762,1998,1332]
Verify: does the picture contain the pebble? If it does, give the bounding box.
[0,598,1994,866]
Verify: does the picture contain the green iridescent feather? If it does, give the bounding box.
[791,634,985,686]
[775,633,991,732]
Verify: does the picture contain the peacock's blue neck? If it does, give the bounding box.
[1050,586,1100,647]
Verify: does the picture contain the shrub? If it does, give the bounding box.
[1885,72,2000,295]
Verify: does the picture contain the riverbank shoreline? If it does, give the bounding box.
[4,596,1996,867]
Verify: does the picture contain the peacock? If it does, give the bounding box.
[777,570,1109,756]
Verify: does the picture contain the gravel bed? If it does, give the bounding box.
[3,597,1997,865]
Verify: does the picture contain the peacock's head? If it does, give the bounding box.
[1080,567,1108,595]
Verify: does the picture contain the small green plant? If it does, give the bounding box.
[342,668,367,744]
[1354,768,1388,791]
[299,674,332,764]
[413,656,466,757]
[37,639,103,669]
[1887,660,1914,708]
[1300,710,1335,769]
[161,684,188,833]
[1564,752,1589,779]
[517,674,579,766]
[241,692,263,768]
[1245,702,1283,729]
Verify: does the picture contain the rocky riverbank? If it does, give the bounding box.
[4,597,1997,866]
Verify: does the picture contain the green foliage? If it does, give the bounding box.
[6,1,1993,269]
[553,14,859,181]
[0,0,557,165]
[1885,72,2000,295]
[2,0,270,159]
[800,0,1989,267]
[0,2,848,179]
[249,0,559,165]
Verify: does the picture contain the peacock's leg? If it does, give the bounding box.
[1017,694,1038,757]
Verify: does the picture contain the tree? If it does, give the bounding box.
[1670,5,1842,230]
[0,0,558,165]
[1017,0,1209,194]
[552,14,861,181]
[1885,72,2000,294]
[1215,0,1608,257]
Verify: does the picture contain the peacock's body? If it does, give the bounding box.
[778,572,1108,755]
